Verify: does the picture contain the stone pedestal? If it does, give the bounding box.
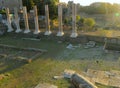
[6,8,14,32]
[57,4,64,37]
[14,8,22,33]
[33,6,40,34]
[70,3,78,38]
[44,5,51,35]
[44,31,52,35]
[57,32,64,36]
[70,32,78,38]
[23,7,30,33]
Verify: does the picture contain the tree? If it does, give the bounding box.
[22,0,34,12]
[79,2,120,14]
[77,17,85,27]
[76,15,80,23]
[35,0,59,19]
[44,0,59,19]
[0,9,6,14]
[22,0,59,19]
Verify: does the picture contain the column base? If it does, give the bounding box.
[24,29,30,34]
[15,29,22,33]
[56,32,64,36]
[70,32,78,38]
[34,30,40,34]
[44,31,52,35]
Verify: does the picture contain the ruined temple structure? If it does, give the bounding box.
[2,2,79,38]
[0,0,23,10]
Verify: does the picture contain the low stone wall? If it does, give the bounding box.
[5,32,120,43]
[37,33,88,44]
[85,35,120,50]
[86,35,105,43]
[3,29,120,51]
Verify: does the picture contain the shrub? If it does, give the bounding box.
[0,10,6,14]
[84,18,96,27]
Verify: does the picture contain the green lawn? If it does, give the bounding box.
[0,33,119,88]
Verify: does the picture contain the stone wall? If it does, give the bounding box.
[0,0,22,10]
[86,35,120,51]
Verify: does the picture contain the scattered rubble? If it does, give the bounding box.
[0,74,5,80]
[22,38,41,41]
[63,69,76,79]
[0,73,11,80]
[4,73,11,77]
[53,75,64,79]
[66,44,81,50]
[0,44,47,52]
[34,83,57,88]
[53,69,75,79]
[57,41,62,43]
[83,69,120,87]
[66,41,96,50]
[71,74,98,88]
[0,54,7,58]
[14,56,32,63]
[84,41,96,49]
[66,44,75,50]
[54,69,97,88]
[54,69,120,88]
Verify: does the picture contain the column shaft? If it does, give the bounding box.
[57,4,64,36]
[6,8,13,32]
[34,6,40,34]
[14,8,22,33]
[44,5,51,35]
[70,3,78,38]
[23,7,30,33]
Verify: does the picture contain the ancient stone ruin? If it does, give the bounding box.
[1,3,78,38]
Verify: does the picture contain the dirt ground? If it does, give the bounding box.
[0,35,120,88]
[57,44,120,61]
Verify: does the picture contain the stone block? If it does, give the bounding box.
[35,83,57,88]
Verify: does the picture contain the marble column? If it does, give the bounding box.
[19,0,23,9]
[23,6,30,33]
[6,8,13,32]
[14,8,22,33]
[70,3,78,38]
[44,5,51,35]
[57,4,64,36]
[33,6,40,34]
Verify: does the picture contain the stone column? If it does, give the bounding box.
[57,4,64,36]
[70,3,78,38]
[33,6,40,34]
[44,5,51,35]
[14,8,22,33]
[19,0,23,9]
[23,6,30,33]
[6,8,13,32]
